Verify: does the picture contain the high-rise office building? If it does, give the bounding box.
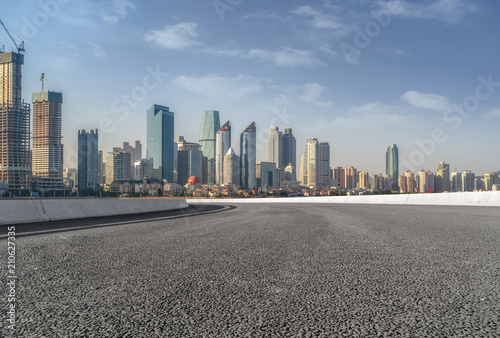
[134,158,153,181]
[177,148,203,186]
[267,126,284,169]
[77,129,98,189]
[215,120,231,185]
[461,170,475,192]
[147,104,174,181]
[113,152,132,181]
[319,142,330,188]
[0,52,31,191]
[134,140,142,162]
[223,148,240,185]
[283,128,296,181]
[256,161,277,188]
[306,140,320,188]
[484,173,498,191]
[31,91,63,190]
[300,137,317,186]
[435,161,450,193]
[240,122,256,190]
[451,171,462,192]
[386,144,399,191]
[199,110,220,185]
[345,166,357,190]
[105,153,114,185]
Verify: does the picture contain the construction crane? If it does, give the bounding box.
[0,18,24,53]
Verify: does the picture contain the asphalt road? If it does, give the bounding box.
[1,203,499,337]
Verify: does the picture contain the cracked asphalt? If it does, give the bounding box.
[1,203,499,337]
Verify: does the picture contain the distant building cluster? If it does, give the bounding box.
[1,48,499,197]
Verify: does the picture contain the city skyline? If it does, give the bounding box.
[1,1,499,175]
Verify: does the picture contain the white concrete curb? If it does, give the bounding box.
[0,198,189,225]
[187,192,500,207]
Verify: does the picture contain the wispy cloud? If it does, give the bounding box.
[487,108,500,118]
[292,5,351,35]
[57,0,135,26]
[377,0,477,24]
[87,42,107,58]
[145,22,201,50]
[401,91,453,111]
[174,74,265,100]
[204,47,320,67]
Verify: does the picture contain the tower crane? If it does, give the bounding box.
[0,18,24,53]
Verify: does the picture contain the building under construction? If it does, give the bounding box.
[32,91,63,190]
[0,51,31,191]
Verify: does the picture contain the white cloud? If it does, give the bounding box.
[204,47,320,67]
[145,22,201,50]
[87,42,107,58]
[401,91,452,111]
[174,74,265,100]
[350,101,407,115]
[298,83,332,107]
[57,0,135,26]
[292,5,347,31]
[247,48,319,66]
[377,0,477,24]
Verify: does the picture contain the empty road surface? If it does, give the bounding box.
[1,203,499,337]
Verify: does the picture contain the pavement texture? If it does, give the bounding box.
[1,203,499,337]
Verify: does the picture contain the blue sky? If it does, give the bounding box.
[3,0,499,174]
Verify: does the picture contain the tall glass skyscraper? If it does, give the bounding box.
[267,126,283,169]
[199,110,220,185]
[240,122,256,190]
[386,144,399,191]
[215,120,231,185]
[283,128,296,180]
[78,129,98,189]
[147,104,174,181]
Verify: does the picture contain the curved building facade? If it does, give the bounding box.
[386,144,399,191]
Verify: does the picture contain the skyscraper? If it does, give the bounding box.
[300,137,317,186]
[267,126,284,169]
[450,172,461,192]
[399,170,415,193]
[223,148,240,185]
[77,129,98,189]
[416,170,435,193]
[147,104,174,181]
[215,120,231,185]
[199,110,220,185]
[134,140,142,162]
[334,167,346,189]
[345,166,357,190]
[461,170,475,192]
[435,161,450,193]
[113,152,132,181]
[386,144,399,191]
[240,122,256,190]
[358,172,370,189]
[0,52,31,191]
[256,162,277,188]
[319,142,330,188]
[177,138,203,186]
[31,91,63,190]
[283,128,296,180]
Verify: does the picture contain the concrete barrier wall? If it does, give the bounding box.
[188,191,500,207]
[0,198,189,225]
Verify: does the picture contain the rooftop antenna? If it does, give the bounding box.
[41,73,45,92]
